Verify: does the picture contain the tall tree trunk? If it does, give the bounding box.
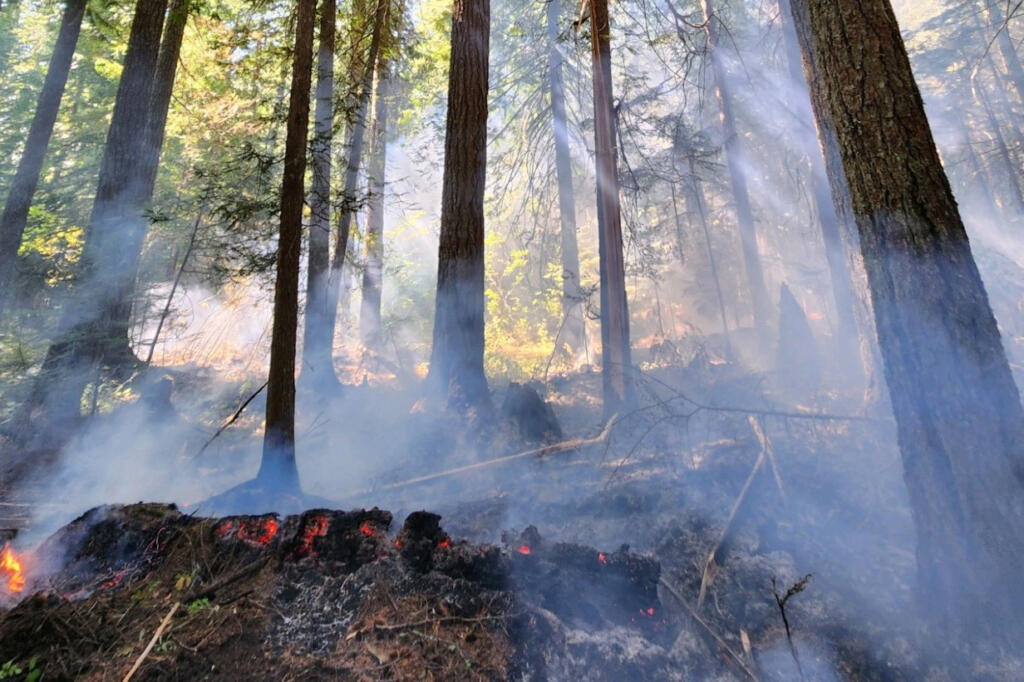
[301,0,337,386]
[0,0,86,314]
[26,0,167,428]
[971,67,1024,214]
[307,0,387,387]
[679,166,732,357]
[546,0,584,355]
[792,0,1024,640]
[588,0,633,414]
[982,0,1024,107]
[777,0,860,378]
[258,0,317,490]
[427,0,490,410]
[359,59,388,348]
[701,0,770,333]
[106,0,191,365]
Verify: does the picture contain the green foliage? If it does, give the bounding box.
[0,657,39,681]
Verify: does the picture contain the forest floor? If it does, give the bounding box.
[0,347,1021,679]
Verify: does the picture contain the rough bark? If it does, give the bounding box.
[701,0,770,333]
[258,0,317,490]
[777,0,860,378]
[785,0,883,407]
[301,0,337,386]
[546,0,584,354]
[359,60,388,348]
[27,0,167,427]
[794,0,1024,640]
[308,0,387,386]
[427,0,491,410]
[588,0,633,415]
[0,0,86,314]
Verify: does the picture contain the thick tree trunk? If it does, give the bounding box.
[793,0,1024,641]
[359,60,388,348]
[307,0,387,386]
[301,0,337,386]
[701,0,770,333]
[0,0,86,314]
[258,0,317,490]
[427,0,490,410]
[588,0,633,415]
[546,0,584,355]
[28,0,167,427]
[106,0,191,364]
[777,0,860,378]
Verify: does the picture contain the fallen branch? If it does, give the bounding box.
[342,415,618,499]
[659,577,758,681]
[195,381,269,457]
[122,601,179,682]
[697,417,785,611]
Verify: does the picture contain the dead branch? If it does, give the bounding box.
[748,416,785,503]
[122,601,179,682]
[772,574,812,682]
[697,417,785,611]
[195,381,269,457]
[659,577,758,681]
[341,414,618,499]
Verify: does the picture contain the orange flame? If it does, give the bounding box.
[1,543,25,594]
[359,520,375,537]
[438,537,451,549]
[518,545,531,555]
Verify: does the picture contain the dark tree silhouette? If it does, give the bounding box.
[427,0,490,410]
[700,0,769,333]
[27,0,168,428]
[0,0,87,313]
[360,59,388,348]
[547,0,584,354]
[301,0,337,387]
[588,0,633,415]
[258,0,317,489]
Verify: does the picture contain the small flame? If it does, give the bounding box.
[438,537,451,549]
[359,520,375,537]
[294,514,329,558]
[518,545,531,555]
[1,543,25,594]
[598,552,607,565]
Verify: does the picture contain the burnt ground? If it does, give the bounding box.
[1,355,1022,679]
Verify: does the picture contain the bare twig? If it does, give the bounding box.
[146,209,204,366]
[195,381,269,457]
[772,574,812,682]
[186,556,270,603]
[122,601,180,682]
[659,577,758,681]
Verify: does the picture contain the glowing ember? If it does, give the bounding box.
[518,545,531,555]
[214,520,234,539]
[1,544,25,593]
[359,520,375,537]
[395,539,403,548]
[294,515,329,558]
[598,552,607,565]
[438,537,451,549]
[638,607,656,616]
[239,518,279,546]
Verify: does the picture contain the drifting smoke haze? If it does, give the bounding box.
[0,0,1022,676]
